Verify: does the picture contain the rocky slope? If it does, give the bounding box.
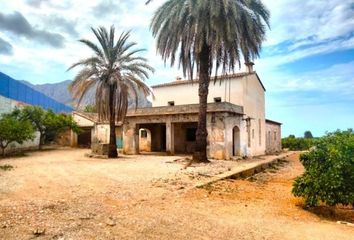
[21,80,152,109]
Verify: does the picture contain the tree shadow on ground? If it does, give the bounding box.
[0,146,67,160]
[302,205,354,223]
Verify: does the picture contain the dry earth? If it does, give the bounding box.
[0,149,353,240]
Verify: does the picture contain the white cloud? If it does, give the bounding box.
[263,0,354,46]
[261,61,354,101]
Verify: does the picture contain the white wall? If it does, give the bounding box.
[266,122,282,153]
[152,76,244,107]
[242,75,266,156]
[5,132,40,154]
[73,113,94,127]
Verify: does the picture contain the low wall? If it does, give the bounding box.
[4,132,40,155]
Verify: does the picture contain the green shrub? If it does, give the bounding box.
[282,136,317,150]
[292,129,354,207]
[10,106,80,149]
[0,114,35,156]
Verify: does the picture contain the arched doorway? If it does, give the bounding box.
[139,128,151,152]
[233,126,240,156]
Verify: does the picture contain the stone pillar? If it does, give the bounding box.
[134,125,140,154]
[123,123,138,155]
[166,121,175,155]
[70,130,78,147]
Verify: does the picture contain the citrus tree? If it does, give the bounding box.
[11,106,80,149]
[0,114,35,156]
[293,129,354,207]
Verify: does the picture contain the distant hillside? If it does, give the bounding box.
[21,79,152,109]
[22,80,73,106]
[0,72,72,113]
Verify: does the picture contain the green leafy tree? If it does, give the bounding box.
[282,136,316,151]
[304,131,313,139]
[293,129,354,207]
[150,0,270,162]
[0,114,35,156]
[12,106,80,149]
[68,26,153,158]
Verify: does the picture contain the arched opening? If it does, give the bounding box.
[233,126,240,156]
[139,128,151,153]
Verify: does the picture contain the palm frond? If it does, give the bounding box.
[69,26,154,123]
[150,0,270,80]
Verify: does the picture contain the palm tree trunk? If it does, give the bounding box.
[193,43,211,163]
[108,87,118,158]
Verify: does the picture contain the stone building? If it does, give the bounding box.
[71,64,282,159]
[265,119,282,154]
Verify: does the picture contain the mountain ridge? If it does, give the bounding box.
[20,78,152,109]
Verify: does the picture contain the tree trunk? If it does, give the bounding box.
[108,87,118,158]
[38,132,44,150]
[193,43,211,163]
[1,147,5,157]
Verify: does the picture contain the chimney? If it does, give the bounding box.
[245,62,255,73]
[176,76,182,81]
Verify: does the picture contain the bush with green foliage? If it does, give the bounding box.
[0,114,35,156]
[10,106,80,149]
[292,129,354,207]
[282,135,316,151]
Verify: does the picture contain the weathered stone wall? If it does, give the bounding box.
[265,122,282,154]
[224,114,244,159]
[122,111,233,160]
[92,124,109,144]
[54,129,71,146]
[4,132,40,155]
[208,113,227,160]
[173,122,197,154]
[91,143,109,155]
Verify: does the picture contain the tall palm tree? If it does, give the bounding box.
[150,0,270,162]
[69,26,154,158]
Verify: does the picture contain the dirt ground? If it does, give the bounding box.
[0,149,353,240]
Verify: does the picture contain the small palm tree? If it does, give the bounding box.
[150,0,270,162]
[69,26,154,158]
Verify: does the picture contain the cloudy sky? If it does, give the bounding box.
[0,0,353,137]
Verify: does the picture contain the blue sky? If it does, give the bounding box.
[0,0,353,137]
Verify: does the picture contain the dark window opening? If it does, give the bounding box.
[141,130,147,138]
[168,101,175,106]
[186,128,197,142]
[214,97,222,103]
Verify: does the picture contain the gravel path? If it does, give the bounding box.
[0,149,353,239]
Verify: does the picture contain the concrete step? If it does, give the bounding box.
[194,152,296,189]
